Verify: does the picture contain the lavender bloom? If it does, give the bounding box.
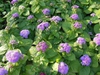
[88,21,92,25]
[11,0,18,5]
[66,0,71,2]
[12,13,19,18]
[72,5,79,9]
[10,40,18,45]
[27,15,34,20]
[59,43,71,53]
[6,50,23,63]
[76,37,86,45]
[74,22,82,28]
[58,62,69,74]
[50,16,62,23]
[42,8,50,15]
[93,33,100,46]
[88,32,93,35]
[80,55,91,66]
[90,13,95,17]
[40,72,46,75]
[36,41,48,52]
[20,29,30,39]
[70,14,79,20]
[37,22,50,31]
[0,67,8,75]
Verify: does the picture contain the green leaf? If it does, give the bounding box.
[79,67,90,75]
[31,5,40,13]
[52,62,59,72]
[67,53,76,61]
[94,24,100,33]
[9,68,20,75]
[0,44,8,55]
[91,55,98,67]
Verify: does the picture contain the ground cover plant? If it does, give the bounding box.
[0,0,100,75]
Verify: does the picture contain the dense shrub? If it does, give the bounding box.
[0,0,100,75]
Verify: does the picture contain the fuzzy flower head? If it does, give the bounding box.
[70,14,79,20]
[0,67,8,75]
[59,43,71,53]
[76,37,86,45]
[6,50,23,63]
[27,15,34,20]
[11,0,18,5]
[50,16,62,23]
[37,22,50,31]
[39,72,46,75]
[74,22,82,29]
[72,5,79,9]
[36,41,48,52]
[42,8,50,15]
[58,62,69,74]
[20,29,30,39]
[80,55,91,66]
[12,13,19,18]
[93,33,100,46]
[90,13,95,17]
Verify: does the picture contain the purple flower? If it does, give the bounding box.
[90,13,95,17]
[37,22,50,31]
[11,0,18,5]
[66,0,71,2]
[6,50,23,63]
[42,8,50,15]
[50,16,62,23]
[72,5,79,9]
[0,67,8,75]
[93,33,100,46]
[76,37,86,45]
[73,22,82,28]
[27,15,34,20]
[59,43,71,53]
[58,62,69,74]
[36,41,48,52]
[20,29,30,39]
[70,14,79,20]
[40,72,46,75]
[80,55,91,66]
[10,40,18,45]
[88,21,92,25]
[12,13,19,18]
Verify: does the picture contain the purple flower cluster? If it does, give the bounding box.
[80,55,91,66]
[58,62,69,74]
[12,13,19,18]
[11,0,18,5]
[0,67,8,75]
[74,22,82,28]
[76,37,86,45]
[37,22,50,31]
[59,43,71,53]
[50,16,62,23]
[20,29,30,38]
[10,40,18,45]
[27,15,34,20]
[42,8,50,15]
[6,50,23,63]
[93,33,100,46]
[70,14,79,20]
[90,13,95,17]
[72,5,79,9]
[36,41,48,52]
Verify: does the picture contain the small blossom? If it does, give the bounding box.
[58,62,69,74]
[36,41,48,52]
[19,5,25,10]
[27,15,34,20]
[66,0,71,2]
[93,33,100,46]
[59,43,71,53]
[12,13,19,18]
[73,22,82,28]
[70,14,79,20]
[6,50,23,63]
[88,21,92,25]
[90,13,95,17]
[10,40,18,45]
[40,72,46,75]
[20,29,30,39]
[76,37,86,45]
[88,32,93,35]
[37,22,50,31]
[80,55,91,66]
[11,0,18,5]
[37,19,42,23]
[50,16,62,23]
[72,5,79,9]
[95,33,100,37]
[42,8,50,15]
[0,67,8,75]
